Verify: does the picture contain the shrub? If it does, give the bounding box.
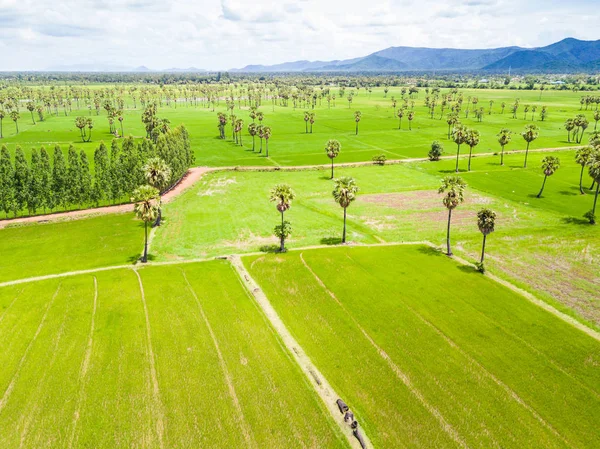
[428,141,444,161]
[372,154,387,165]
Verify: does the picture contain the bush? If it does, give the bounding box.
[372,154,387,165]
[428,141,444,161]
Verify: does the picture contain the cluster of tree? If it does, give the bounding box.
[564,114,591,143]
[0,126,193,219]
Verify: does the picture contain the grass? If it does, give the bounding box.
[0,213,142,283]
[244,244,600,449]
[0,87,594,168]
[0,261,347,448]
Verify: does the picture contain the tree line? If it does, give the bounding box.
[0,125,193,218]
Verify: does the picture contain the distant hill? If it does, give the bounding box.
[231,38,600,73]
[45,64,207,73]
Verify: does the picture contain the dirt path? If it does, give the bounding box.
[229,254,370,449]
[0,145,580,229]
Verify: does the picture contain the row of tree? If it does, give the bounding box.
[0,126,193,218]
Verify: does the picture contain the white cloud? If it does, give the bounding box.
[0,0,598,70]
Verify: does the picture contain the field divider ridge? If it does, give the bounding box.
[228,254,371,449]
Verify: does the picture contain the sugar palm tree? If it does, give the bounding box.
[143,157,172,226]
[325,139,341,179]
[565,118,575,142]
[257,124,265,153]
[521,124,539,168]
[408,111,415,130]
[477,208,496,270]
[397,108,405,130]
[263,126,272,157]
[333,176,359,243]
[27,102,36,124]
[248,122,257,151]
[269,184,296,252]
[10,111,19,134]
[309,112,315,133]
[132,185,160,263]
[446,113,459,139]
[465,128,480,172]
[354,110,361,135]
[585,148,600,224]
[452,124,468,173]
[536,156,560,198]
[575,146,593,194]
[439,176,467,256]
[304,111,309,133]
[497,128,512,166]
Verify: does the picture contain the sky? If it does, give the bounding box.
[0,0,599,71]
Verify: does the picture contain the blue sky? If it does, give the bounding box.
[0,0,598,71]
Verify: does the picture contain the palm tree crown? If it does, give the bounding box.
[333,176,359,208]
[439,176,467,210]
[132,185,160,222]
[477,208,497,235]
[143,157,172,192]
[269,184,295,213]
[325,139,341,159]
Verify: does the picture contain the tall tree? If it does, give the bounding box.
[28,148,43,214]
[269,184,296,252]
[13,147,30,216]
[594,110,600,131]
[52,145,68,210]
[452,124,468,173]
[0,146,15,217]
[446,113,459,139]
[465,128,480,172]
[521,124,539,168]
[438,175,467,256]
[0,109,5,138]
[476,208,496,271]
[333,176,359,243]
[263,126,272,157]
[585,148,600,224]
[325,139,341,179]
[496,128,512,166]
[27,102,36,125]
[304,111,309,133]
[397,108,405,130]
[67,145,82,207]
[575,146,592,194]
[79,150,92,206]
[132,185,159,263]
[10,111,20,134]
[39,147,52,212]
[354,110,361,135]
[143,157,172,226]
[565,118,575,142]
[536,156,560,198]
[248,123,257,151]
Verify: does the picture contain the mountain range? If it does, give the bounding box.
[231,38,600,73]
[45,64,207,73]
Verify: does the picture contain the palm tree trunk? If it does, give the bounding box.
[537,175,548,198]
[142,221,148,262]
[342,207,347,243]
[280,211,285,252]
[500,146,505,166]
[355,123,358,135]
[446,208,453,256]
[480,234,487,264]
[591,184,599,224]
[580,165,585,194]
[468,146,473,171]
[252,135,255,151]
[455,144,461,173]
[266,140,269,157]
[524,142,530,168]
[331,159,334,179]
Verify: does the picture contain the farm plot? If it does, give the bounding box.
[245,244,600,449]
[0,261,347,449]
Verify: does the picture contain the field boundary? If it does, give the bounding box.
[0,145,580,229]
[229,254,370,449]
